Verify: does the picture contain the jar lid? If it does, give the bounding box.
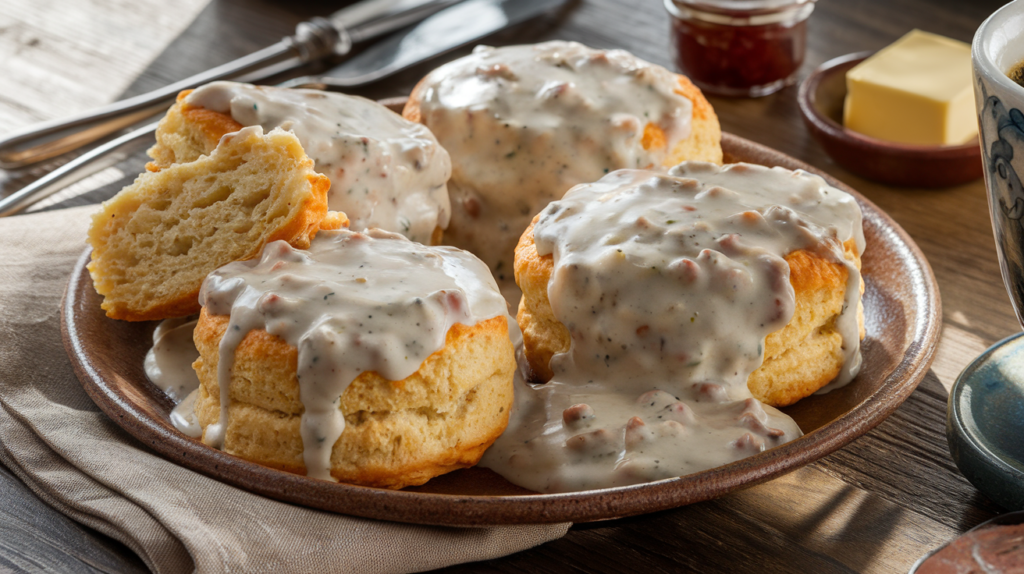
[670,0,815,15]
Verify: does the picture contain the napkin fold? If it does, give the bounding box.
[0,206,569,574]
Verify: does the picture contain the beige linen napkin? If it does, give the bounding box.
[0,206,569,574]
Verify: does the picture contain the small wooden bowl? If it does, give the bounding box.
[797,51,983,188]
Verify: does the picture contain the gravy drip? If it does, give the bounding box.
[416,41,694,288]
[198,229,508,481]
[480,162,864,493]
[170,389,203,439]
[144,316,200,402]
[186,82,451,244]
[144,317,204,438]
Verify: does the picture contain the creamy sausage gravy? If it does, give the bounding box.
[414,41,694,291]
[196,229,509,481]
[144,316,200,402]
[480,162,864,493]
[144,316,203,438]
[186,82,451,244]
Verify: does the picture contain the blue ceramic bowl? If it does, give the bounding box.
[947,332,1024,511]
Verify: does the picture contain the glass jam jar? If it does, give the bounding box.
[665,0,815,97]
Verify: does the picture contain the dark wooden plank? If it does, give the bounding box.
[0,0,1017,572]
[437,499,858,574]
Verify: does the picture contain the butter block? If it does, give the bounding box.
[844,29,977,146]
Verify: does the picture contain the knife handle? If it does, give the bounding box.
[0,18,345,171]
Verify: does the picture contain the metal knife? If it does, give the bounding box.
[0,0,462,170]
[0,0,568,217]
[285,0,569,89]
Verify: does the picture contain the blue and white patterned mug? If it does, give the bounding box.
[975,0,1024,326]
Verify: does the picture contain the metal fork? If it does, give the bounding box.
[0,0,460,171]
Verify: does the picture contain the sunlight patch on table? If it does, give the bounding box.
[726,466,957,573]
[0,0,211,133]
[26,167,126,212]
[932,325,989,393]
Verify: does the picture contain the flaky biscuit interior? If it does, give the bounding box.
[87,127,340,321]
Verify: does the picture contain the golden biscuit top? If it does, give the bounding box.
[200,229,509,385]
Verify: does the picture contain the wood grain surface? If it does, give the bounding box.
[0,0,1014,572]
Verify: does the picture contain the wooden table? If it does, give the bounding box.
[0,0,1014,571]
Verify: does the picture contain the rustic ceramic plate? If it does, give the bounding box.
[61,127,941,526]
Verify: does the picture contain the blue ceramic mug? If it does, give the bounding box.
[957,0,1024,512]
[975,0,1024,325]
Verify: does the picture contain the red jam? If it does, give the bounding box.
[665,0,814,97]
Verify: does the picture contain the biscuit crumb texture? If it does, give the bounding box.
[87,126,338,321]
[145,89,240,171]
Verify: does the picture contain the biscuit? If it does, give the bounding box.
[87,126,340,321]
[148,83,451,245]
[513,163,865,408]
[192,310,516,489]
[145,90,242,171]
[403,68,722,167]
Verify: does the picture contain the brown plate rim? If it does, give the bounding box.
[61,130,942,526]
